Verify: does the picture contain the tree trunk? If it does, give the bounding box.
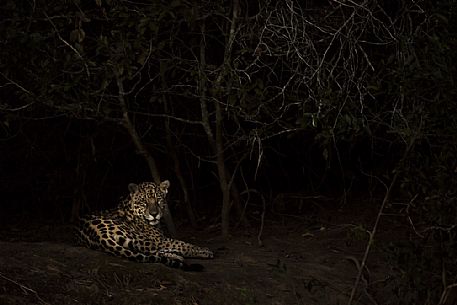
[214,99,231,237]
[163,97,197,227]
[198,0,240,238]
[115,72,177,237]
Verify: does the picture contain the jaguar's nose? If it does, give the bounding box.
[148,204,159,217]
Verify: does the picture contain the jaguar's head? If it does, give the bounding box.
[125,180,170,225]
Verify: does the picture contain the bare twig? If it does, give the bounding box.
[0,71,34,97]
[0,272,50,305]
[439,283,457,305]
[404,194,424,238]
[257,192,266,247]
[347,135,416,305]
[43,11,90,77]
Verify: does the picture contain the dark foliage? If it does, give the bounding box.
[1,0,456,303]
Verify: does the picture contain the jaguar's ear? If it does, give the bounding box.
[128,183,139,194]
[159,180,170,193]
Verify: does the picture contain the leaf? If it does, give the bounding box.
[70,29,85,43]
[136,52,146,65]
[170,0,181,7]
[322,148,328,161]
[301,232,314,238]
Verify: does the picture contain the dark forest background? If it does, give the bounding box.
[1,0,457,302]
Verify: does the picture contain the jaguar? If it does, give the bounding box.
[77,180,213,271]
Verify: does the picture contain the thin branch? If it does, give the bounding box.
[0,72,34,97]
[439,283,457,305]
[115,72,176,237]
[129,111,203,126]
[115,73,160,183]
[347,135,416,305]
[43,11,90,77]
[0,272,50,305]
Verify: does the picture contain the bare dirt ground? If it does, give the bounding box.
[0,206,400,305]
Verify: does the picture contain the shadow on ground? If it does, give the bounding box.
[0,210,398,305]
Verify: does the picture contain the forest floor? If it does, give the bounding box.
[0,201,405,305]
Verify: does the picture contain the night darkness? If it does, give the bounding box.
[1,0,457,304]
